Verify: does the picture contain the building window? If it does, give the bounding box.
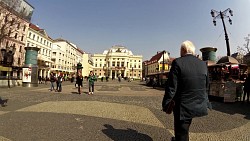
[33,34,35,40]
[18,58,21,65]
[95,64,97,67]
[8,30,11,36]
[15,33,18,39]
[23,25,26,31]
[19,46,22,52]
[6,41,9,47]
[29,32,31,38]
[21,36,24,41]
[17,23,20,29]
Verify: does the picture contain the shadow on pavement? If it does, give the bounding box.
[102,124,153,141]
[211,101,250,120]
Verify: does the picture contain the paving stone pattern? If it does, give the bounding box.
[0,80,249,141]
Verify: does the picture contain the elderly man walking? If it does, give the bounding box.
[162,40,211,141]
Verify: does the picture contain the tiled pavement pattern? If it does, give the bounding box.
[0,80,249,141]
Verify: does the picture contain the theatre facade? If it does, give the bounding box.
[92,45,142,79]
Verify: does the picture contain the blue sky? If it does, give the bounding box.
[27,0,250,60]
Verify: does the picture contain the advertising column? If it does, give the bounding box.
[22,47,40,87]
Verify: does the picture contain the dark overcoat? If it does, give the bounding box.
[162,54,210,120]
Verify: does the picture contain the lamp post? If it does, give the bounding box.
[162,50,166,72]
[211,8,233,56]
[132,67,134,80]
[0,46,15,88]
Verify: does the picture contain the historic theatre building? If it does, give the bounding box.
[92,45,143,79]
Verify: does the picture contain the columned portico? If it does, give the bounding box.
[92,45,142,79]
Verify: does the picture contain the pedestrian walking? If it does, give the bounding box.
[76,73,84,94]
[45,76,48,85]
[38,76,42,84]
[162,40,211,141]
[88,71,96,95]
[152,77,157,88]
[50,73,55,91]
[243,74,250,102]
[118,76,121,82]
[56,74,63,92]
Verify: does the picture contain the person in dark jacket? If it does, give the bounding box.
[50,73,55,91]
[76,73,84,94]
[162,40,211,141]
[56,74,63,92]
[243,74,250,102]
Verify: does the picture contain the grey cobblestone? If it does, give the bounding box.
[0,80,249,141]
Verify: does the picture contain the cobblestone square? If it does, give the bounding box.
[0,80,249,141]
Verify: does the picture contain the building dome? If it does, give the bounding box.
[105,45,133,55]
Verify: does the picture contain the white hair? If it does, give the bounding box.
[180,40,196,55]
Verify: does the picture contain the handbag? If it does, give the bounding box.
[165,100,175,114]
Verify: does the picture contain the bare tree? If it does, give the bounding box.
[236,34,250,64]
[237,34,250,55]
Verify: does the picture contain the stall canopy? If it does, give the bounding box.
[217,56,239,64]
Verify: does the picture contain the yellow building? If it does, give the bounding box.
[145,51,170,76]
[92,45,143,79]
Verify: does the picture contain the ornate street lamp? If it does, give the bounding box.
[162,50,166,72]
[0,46,16,88]
[76,62,83,75]
[211,8,233,56]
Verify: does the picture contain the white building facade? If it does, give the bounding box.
[51,39,81,77]
[26,23,53,78]
[92,45,143,79]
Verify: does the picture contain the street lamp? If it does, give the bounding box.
[162,50,166,72]
[0,46,16,88]
[132,67,134,80]
[211,8,233,56]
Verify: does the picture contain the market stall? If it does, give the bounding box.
[208,56,248,102]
